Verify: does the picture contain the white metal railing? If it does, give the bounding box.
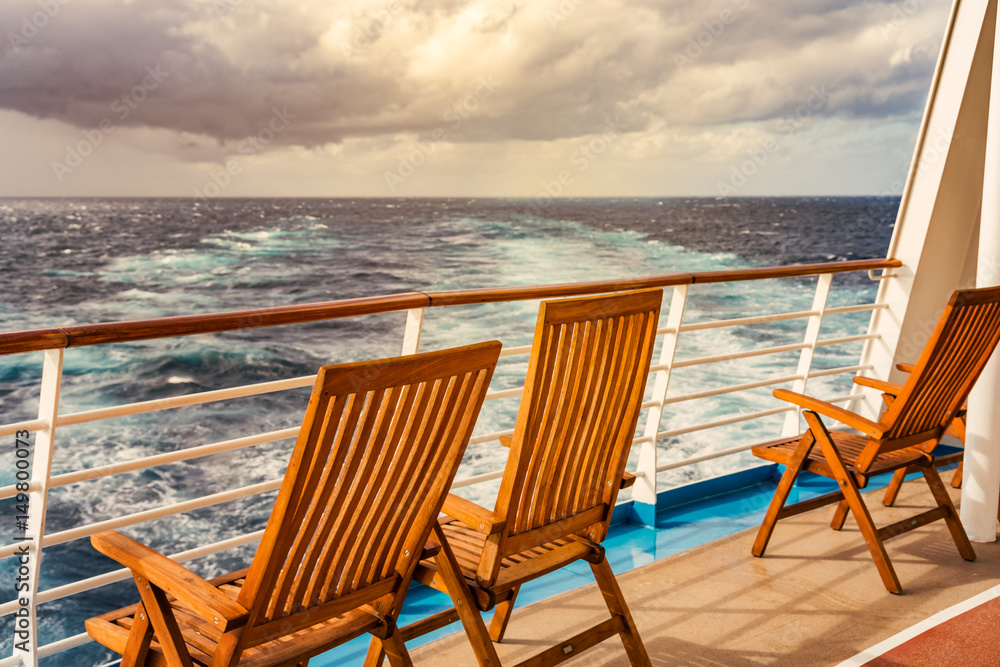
[0,261,892,666]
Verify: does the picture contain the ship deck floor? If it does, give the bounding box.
[409,474,1000,666]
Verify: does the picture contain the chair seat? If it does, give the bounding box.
[86,572,389,667]
[752,431,932,480]
[415,519,597,609]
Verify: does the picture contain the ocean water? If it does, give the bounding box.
[0,196,896,665]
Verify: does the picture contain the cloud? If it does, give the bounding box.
[0,0,949,167]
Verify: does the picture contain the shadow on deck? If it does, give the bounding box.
[408,471,1000,666]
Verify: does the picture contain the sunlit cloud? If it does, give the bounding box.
[0,0,951,196]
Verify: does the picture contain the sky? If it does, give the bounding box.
[0,0,952,198]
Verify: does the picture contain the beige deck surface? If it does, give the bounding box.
[411,477,1000,666]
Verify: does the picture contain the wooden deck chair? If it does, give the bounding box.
[751,286,1000,594]
[369,288,661,667]
[85,341,502,667]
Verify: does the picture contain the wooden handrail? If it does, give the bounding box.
[0,258,901,356]
[0,293,431,355]
[688,260,898,284]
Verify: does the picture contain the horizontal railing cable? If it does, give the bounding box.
[0,479,281,560]
[653,392,866,474]
[657,406,795,440]
[0,529,267,618]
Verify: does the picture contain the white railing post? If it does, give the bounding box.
[14,349,63,667]
[632,285,688,524]
[781,274,832,437]
[400,308,425,355]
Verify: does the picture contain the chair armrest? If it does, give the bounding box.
[853,376,904,395]
[773,389,884,438]
[442,493,506,536]
[91,531,248,631]
[896,362,915,374]
[498,435,513,448]
[421,536,442,560]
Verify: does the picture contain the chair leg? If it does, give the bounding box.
[921,467,976,561]
[830,499,850,530]
[752,432,816,557]
[431,524,502,667]
[882,468,908,506]
[946,415,966,488]
[134,576,196,667]
[120,603,154,667]
[381,630,414,667]
[951,460,964,489]
[805,412,902,594]
[489,585,520,642]
[363,640,386,667]
[590,557,651,667]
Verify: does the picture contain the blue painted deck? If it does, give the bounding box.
[313,450,959,665]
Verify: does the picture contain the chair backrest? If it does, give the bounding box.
[495,289,662,552]
[236,341,501,642]
[869,286,1000,463]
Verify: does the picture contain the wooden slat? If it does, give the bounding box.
[245,577,397,646]
[303,390,394,605]
[492,540,596,593]
[775,490,845,519]
[315,386,399,602]
[240,609,387,667]
[503,506,605,556]
[877,507,952,541]
[513,617,623,667]
[349,381,449,591]
[400,608,461,642]
[559,319,604,518]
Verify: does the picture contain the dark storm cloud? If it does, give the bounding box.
[0,0,946,154]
